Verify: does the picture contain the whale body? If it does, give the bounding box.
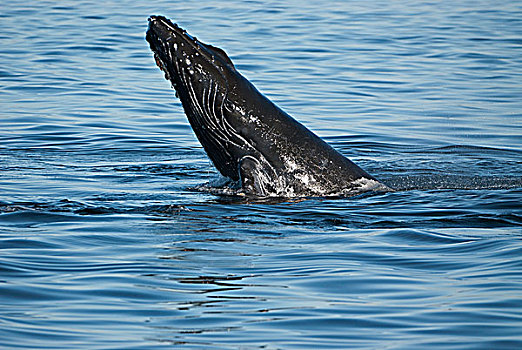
[146,16,385,197]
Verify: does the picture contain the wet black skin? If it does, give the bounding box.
[146,15,378,196]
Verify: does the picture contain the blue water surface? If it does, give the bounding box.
[1,0,521,349]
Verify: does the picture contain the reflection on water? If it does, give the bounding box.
[1,0,521,349]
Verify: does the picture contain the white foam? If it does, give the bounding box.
[194,175,391,199]
[285,159,298,172]
[351,177,392,192]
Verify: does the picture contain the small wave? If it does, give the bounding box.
[386,174,522,191]
[0,201,189,220]
[0,211,77,226]
[424,144,522,155]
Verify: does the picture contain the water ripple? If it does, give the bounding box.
[1,0,521,349]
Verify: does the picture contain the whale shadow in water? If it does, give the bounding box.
[146,15,390,198]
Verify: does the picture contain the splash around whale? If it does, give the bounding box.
[146,15,389,198]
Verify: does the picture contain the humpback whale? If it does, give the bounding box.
[146,16,386,197]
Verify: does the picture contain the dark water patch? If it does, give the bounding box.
[67,45,118,53]
[0,211,80,226]
[0,201,188,218]
[81,15,106,20]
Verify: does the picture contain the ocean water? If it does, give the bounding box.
[1,0,521,349]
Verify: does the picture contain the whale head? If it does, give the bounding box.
[146,16,270,185]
